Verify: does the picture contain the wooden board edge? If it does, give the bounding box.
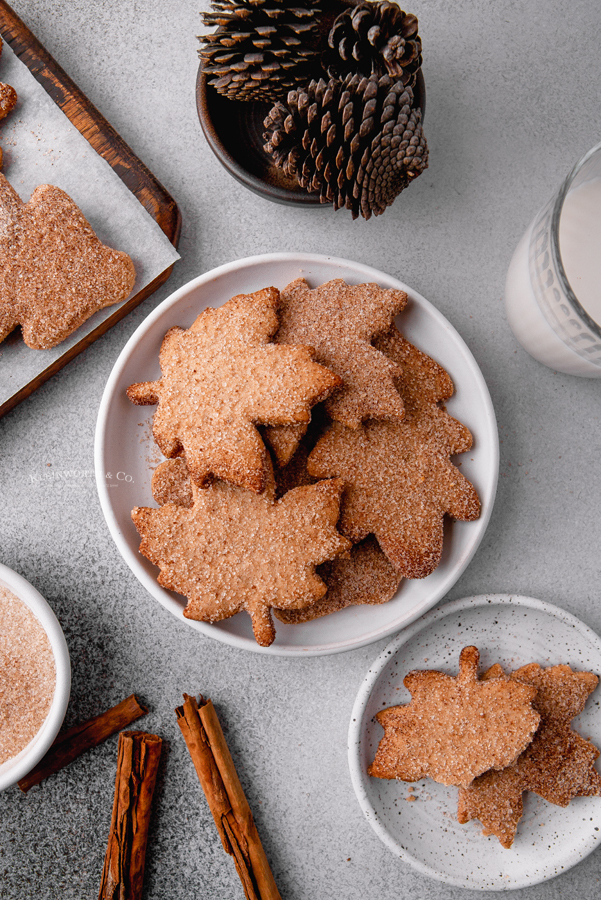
[0,0,181,246]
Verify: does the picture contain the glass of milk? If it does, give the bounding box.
[505,142,601,376]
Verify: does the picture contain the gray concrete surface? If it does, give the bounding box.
[1,1,601,897]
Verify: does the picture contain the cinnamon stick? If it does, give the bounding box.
[175,694,281,900]
[98,730,162,900]
[18,694,148,792]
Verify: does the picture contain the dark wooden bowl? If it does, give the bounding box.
[196,64,426,208]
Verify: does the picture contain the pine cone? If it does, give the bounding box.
[199,0,324,102]
[324,1,422,85]
[263,73,428,220]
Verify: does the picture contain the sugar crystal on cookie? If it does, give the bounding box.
[127,287,341,493]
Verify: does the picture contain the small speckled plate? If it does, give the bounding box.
[348,594,601,890]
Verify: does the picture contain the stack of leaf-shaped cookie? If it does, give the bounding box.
[457,660,601,847]
[369,646,601,848]
[127,278,481,643]
[127,286,352,645]
[267,277,480,623]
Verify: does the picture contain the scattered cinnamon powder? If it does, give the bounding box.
[0,584,56,764]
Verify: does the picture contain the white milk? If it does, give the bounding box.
[558,177,601,323]
[504,177,601,377]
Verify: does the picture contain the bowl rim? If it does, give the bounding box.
[0,564,71,791]
[195,64,323,205]
[196,64,426,207]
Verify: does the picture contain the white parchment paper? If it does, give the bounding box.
[0,39,180,404]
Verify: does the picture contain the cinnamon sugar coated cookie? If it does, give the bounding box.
[265,277,407,464]
[308,327,480,578]
[369,647,540,788]
[147,453,390,627]
[458,663,601,847]
[274,536,400,623]
[132,469,351,646]
[127,287,342,493]
[0,82,17,122]
[0,37,17,124]
[0,175,136,348]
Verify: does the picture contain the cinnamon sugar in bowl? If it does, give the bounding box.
[0,564,70,790]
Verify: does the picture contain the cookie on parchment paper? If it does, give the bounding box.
[307,327,480,579]
[0,82,16,123]
[0,37,18,129]
[458,662,601,847]
[0,174,135,349]
[127,287,342,494]
[368,647,540,788]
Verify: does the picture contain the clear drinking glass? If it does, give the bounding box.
[505,142,601,376]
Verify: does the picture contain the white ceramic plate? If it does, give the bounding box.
[0,564,71,791]
[94,253,498,656]
[348,594,601,890]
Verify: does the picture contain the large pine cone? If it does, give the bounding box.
[324,1,422,85]
[263,73,428,219]
[199,0,324,102]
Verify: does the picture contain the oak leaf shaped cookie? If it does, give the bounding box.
[458,663,601,847]
[0,175,136,348]
[131,472,351,646]
[127,287,341,493]
[265,278,407,464]
[368,647,540,788]
[307,328,480,578]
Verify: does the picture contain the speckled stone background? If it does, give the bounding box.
[1,1,601,898]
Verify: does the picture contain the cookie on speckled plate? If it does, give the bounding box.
[458,662,601,847]
[369,646,541,788]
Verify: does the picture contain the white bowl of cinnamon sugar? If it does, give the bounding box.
[0,564,70,791]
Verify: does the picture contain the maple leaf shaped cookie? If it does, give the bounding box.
[368,647,540,788]
[131,471,351,646]
[458,663,601,847]
[264,278,407,465]
[152,452,400,625]
[274,535,400,623]
[307,328,480,578]
[0,174,136,349]
[127,287,341,493]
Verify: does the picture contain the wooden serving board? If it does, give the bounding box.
[0,0,181,419]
